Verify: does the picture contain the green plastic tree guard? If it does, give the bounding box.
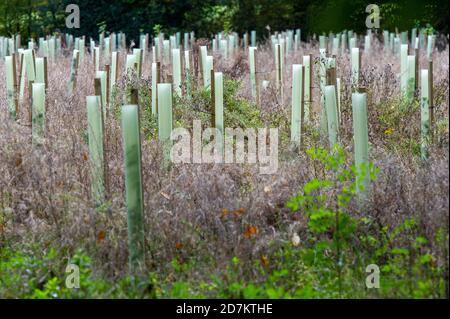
[275,44,282,94]
[151,62,158,115]
[214,72,224,158]
[319,35,326,49]
[79,38,85,62]
[420,69,430,160]
[132,48,142,76]
[249,47,257,102]
[205,56,214,90]
[351,47,360,89]
[67,50,79,93]
[5,56,16,119]
[35,57,45,84]
[24,49,36,82]
[163,40,170,64]
[407,55,416,101]
[400,44,408,94]
[32,83,46,145]
[110,51,118,98]
[172,48,182,96]
[324,85,339,147]
[94,47,100,72]
[251,31,256,47]
[352,92,370,198]
[121,104,145,273]
[303,55,311,124]
[125,54,137,78]
[291,64,303,148]
[220,39,228,59]
[426,35,433,59]
[184,50,191,98]
[319,48,328,138]
[349,37,356,50]
[157,83,173,160]
[336,78,342,124]
[96,71,107,114]
[364,35,371,54]
[86,96,105,204]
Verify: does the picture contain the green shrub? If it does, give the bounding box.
[174,77,263,130]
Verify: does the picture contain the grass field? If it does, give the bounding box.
[0,31,448,298]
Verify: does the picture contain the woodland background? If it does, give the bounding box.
[0,0,448,42]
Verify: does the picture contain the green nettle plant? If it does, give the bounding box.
[153,24,162,36]
[287,145,379,296]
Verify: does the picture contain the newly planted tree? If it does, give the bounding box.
[324,85,339,147]
[86,96,105,204]
[158,83,173,161]
[303,55,311,124]
[420,69,431,160]
[5,55,18,120]
[184,50,191,98]
[31,83,45,145]
[214,72,224,158]
[351,47,360,90]
[172,48,182,96]
[291,64,304,149]
[121,104,145,273]
[249,47,257,102]
[68,50,80,93]
[351,93,370,198]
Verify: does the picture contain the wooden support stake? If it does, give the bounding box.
[12,53,19,118]
[193,46,199,89]
[326,67,337,86]
[211,69,216,126]
[180,45,185,92]
[114,51,121,82]
[420,69,431,160]
[74,52,79,89]
[28,80,34,124]
[156,62,161,113]
[428,60,434,138]
[94,78,102,98]
[277,44,282,95]
[93,47,97,74]
[303,54,312,124]
[300,65,305,145]
[249,46,257,102]
[105,64,110,110]
[255,49,260,106]
[139,50,143,77]
[415,48,420,91]
[32,49,36,75]
[130,89,139,105]
[43,57,48,91]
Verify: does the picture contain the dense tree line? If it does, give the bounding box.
[0,0,448,42]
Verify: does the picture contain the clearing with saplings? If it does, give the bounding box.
[0,2,449,299]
